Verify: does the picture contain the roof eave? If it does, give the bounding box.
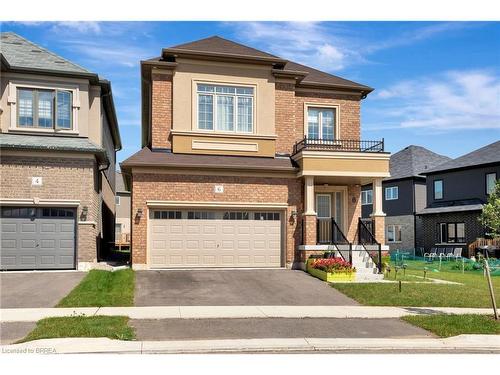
[162,48,288,65]
[99,79,122,151]
[297,81,374,96]
[422,161,500,176]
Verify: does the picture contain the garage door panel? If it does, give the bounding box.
[149,210,282,268]
[1,208,76,270]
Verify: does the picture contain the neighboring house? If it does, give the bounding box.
[417,141,500,254]
[121,36,390,271]
[0,32,121,270]
[361,145,450,251]
[115,171,131,243]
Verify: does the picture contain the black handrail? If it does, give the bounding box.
[293,137,385,154]
[358,218,382,273]
[331,218,352,264]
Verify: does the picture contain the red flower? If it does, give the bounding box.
[310,258,355,274]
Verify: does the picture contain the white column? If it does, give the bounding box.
[371,177,386,217]
[304,176,316,215]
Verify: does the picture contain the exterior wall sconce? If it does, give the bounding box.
[81,206,88,221]
[290,210,298,219]
[136,208,143,220]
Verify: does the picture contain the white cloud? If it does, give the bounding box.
[373,70,500,131]
[51,22,102,34]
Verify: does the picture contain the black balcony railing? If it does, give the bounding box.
[293,137,385,154]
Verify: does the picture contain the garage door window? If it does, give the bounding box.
[2,207,36,218]
[188,211,216,220]
[41,208,74,217]
[254,212,280,220]
[223,211,249,220]
[152,211,182,219]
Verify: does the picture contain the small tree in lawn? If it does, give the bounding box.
[479,180,500,238]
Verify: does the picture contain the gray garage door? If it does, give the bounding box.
[149,210,282,268]
[1,207,76,270]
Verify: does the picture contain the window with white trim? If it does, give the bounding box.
[386,224,402,243]
[307,107,336,140]
[486,173,497,195]
[385,186,398,200]
[434,180,443,200]
[197,84,254,133]
[17,88,72,130]
[361,190,373,205]
[115,196,121,205]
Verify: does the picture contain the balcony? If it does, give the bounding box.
[291,137,390,183]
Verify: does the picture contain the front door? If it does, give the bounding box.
[316,192,344,244]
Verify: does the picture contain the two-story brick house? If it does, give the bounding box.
[0,32,121,270]
[361,145,450,251]
[417,140,500,254]
[121,36,390,271]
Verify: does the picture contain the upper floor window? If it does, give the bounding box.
[486,173,497,195]
[197,84,254,133]
[361,190,373,205]
[307,107,336,140]
[385,186,398,200]
[17,88,72,130]
[434,180,443,200]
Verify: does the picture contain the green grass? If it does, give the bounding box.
[18,316,135,343]
[332,265,500,307]
[57,269,135,307]
[402,314,500,337]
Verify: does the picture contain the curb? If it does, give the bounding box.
[1,335,499,354]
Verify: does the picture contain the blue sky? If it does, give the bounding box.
[3,21,499,164]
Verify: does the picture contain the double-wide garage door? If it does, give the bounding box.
[149,210,282,268]
[0,207,76,270]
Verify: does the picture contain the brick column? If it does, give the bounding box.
[372,215,386,245]
[151,71,173,150]
[303,214,317,246]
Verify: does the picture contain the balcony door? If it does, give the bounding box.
[316,192,344,244]
[307,107,336,141]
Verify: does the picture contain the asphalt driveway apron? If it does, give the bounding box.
[0,271,85,308]
[134,269,358,306]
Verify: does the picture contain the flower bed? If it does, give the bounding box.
[306,258,356,282]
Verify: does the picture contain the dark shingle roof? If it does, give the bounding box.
[121,147,297,172]
[162,36,372,93]
[387,145,451,181]
[423,140,500,174]
[0,133,107,162]
[170,36,282,61]
[417,203,484,215]
[1,32,91,74]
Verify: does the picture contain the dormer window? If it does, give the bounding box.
[197,83,254,133]
[17,88,72,130]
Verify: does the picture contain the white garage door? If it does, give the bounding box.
[149,210,282,268]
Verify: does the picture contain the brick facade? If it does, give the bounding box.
[131,173,303,267]
[151,72,173,150]
[275,82,298,155]
[417,211,484,256]
[372,215,386,245]
[0,154,100,263]
[385,215,415,251]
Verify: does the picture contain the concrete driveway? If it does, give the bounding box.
[134,269,358,306]
[0,272,85,308]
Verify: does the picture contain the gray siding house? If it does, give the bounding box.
[417,141,500,255]
[362,145,450,251]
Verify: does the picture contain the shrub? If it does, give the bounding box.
[310,258,355,274]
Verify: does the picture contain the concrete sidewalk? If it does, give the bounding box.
[0,305,494,322]
[1,335,499,354]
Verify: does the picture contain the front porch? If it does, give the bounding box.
[292,137,391,274]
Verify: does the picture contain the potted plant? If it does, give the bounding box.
[306,257,356,282]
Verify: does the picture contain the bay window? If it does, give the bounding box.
[17,88,72,130]
[197,83,254,133]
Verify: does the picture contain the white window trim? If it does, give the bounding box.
[386,224,402,243]
[486,172,497,195]
[361,189,373,205]
[303,102,340,140]
[193,80,257,135]
[115,196,121,205]
[434,180,444,200]
[385,186,399,200]
[7,80,80,134]
[315,193,332,218]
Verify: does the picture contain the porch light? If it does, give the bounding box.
[81,206,88,221]
[136,208,143,219]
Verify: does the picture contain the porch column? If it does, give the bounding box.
[370,178,386,244]
[303,176,317,245]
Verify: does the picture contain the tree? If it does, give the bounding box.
[479,180,500,238]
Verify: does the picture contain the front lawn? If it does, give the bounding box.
[18,316,135,343]
[57,269,135,307]
[402,314,500,337]
[332,268,500,307]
